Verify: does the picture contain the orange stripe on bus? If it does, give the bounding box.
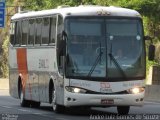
[17,48,28,73]
[17,48,32,99]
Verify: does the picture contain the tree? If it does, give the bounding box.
[108,0,160,38]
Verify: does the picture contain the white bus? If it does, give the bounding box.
[9,5,146,114]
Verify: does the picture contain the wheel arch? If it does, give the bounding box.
[18,75,22,98]
[49,78,54,103]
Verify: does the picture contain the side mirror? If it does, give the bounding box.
[148,44,155,61]
[59,40,66,56]
[144,35,155,60]
[144,35,152,41]
[57,31,67,56]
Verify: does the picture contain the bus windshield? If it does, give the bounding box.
[65,17,145,80]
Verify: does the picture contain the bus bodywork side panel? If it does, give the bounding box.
[9,46,65,104]
[9,46,19,98]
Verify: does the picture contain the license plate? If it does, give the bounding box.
[101,99,114,104]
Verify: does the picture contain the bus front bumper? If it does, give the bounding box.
[64,92,145,107]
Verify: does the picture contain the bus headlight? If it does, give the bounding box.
[65,86,87,93]
[127,87,145,94]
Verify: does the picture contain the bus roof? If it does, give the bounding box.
[11,5,141,20]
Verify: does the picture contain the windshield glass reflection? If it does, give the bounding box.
[66,19,106,77]
[65,18,145,80]
[106,19,145,78]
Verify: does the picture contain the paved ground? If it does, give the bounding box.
[0,78,9,90]
[0,90,160,120]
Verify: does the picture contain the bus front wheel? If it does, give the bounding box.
[117,106,130,115]
[52,88,65,113]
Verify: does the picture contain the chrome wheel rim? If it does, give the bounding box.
[52,89,56,111]
[20,90,23,104]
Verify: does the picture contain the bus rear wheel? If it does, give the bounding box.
[52,88,65,113]
[20,85,30,107]
[117,106,130,115]
[31,101,40,108]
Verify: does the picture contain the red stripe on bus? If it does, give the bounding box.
[17,48,32,100]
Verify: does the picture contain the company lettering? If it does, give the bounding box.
[39,59,49,68]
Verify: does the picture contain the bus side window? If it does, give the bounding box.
[10,22,15,45]
[28,19,35,45]
[42,17,50,45]
[35,18,42,45]
[57,15,64,75]
[22,20,28,45]
[57,15,63,43]
[49,17,56,45]
[15,21,22,46]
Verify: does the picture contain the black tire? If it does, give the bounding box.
[20,84,30,107]
[49,80,53,104]
[31,101,40,108]
[67,106,91,114]
[52,87,65,113]
[117,106,130,115]
[53,104,65,113]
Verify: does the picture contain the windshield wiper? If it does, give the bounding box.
[87,44,103,77]
[108,53,127,78]
[87,37,106,77]
[87,52,103,77]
